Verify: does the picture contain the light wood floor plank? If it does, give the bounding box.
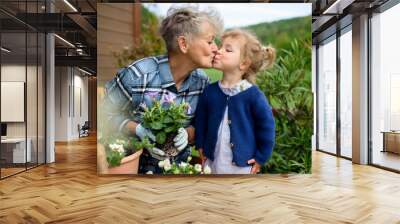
[0,135,399,223]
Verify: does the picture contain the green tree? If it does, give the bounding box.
[247,16,312,58]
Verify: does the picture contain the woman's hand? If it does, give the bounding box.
[247,159,261,174]
[174,128,189,151]
[199,148,207,166]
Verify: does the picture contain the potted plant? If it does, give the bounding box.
[100,135,154,174]
[140,91,191,158]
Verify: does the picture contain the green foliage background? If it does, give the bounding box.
[247,16,313,173]
[114,5,312,173]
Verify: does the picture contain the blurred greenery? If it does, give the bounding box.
[204,68,223,83]
[247,16,311,59]
[257,39,312,174]
[113,6,312,174]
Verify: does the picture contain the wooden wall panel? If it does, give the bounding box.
[97,3,137,84]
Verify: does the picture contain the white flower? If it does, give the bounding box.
[163,159,171,167]
[204,165,211,174]
[117,147,124,155]
[160,91,176,104]
[146,171,153,175]
[118,148,124,155]
[194,164,202,173]
[179,162,188,168]
[187,156,192,162]
[109,143,124,155]
[164,163,172,171]
[158,160,165,168]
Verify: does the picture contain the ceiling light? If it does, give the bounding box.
[54,34,75,48]
[1,47,11,53]
[78,67,92,76]
[63,0,78,12]
[323,0,354,15]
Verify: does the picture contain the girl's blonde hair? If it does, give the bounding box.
[221,29,276,83]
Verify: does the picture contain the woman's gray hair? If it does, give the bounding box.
[159,6,223,53]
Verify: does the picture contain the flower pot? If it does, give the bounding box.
[106,149,143,174]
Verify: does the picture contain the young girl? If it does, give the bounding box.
[195,29,276,174]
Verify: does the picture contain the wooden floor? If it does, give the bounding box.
[1,135,400,223]
[1,167,26,178]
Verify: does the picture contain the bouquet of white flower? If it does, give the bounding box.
[157,156,212,175]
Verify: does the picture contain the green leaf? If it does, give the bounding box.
[164,116,174,124]
[150,121,163,130]
[106,150,124,167]
[156,131,167,145]
[164,125,176,133]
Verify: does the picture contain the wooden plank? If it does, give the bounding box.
[97,31,134,46]
[97,18,133,34]
[98,4,133,24]
[1,135,400,223]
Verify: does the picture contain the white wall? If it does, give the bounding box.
[1,65,36,138]
[312,45,316,151]
[55,66,68,141]
[1,63,46,164]
[55,67,89,141]
[72,69,89,136]
[1,65,27,142]
[1,65,26,139]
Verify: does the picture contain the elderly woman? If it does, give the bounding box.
[104,6,223,174]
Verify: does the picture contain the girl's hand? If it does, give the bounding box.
[199,148,207,166]
[247,159,261,174]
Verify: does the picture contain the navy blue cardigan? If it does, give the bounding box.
[194,82,275,167]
